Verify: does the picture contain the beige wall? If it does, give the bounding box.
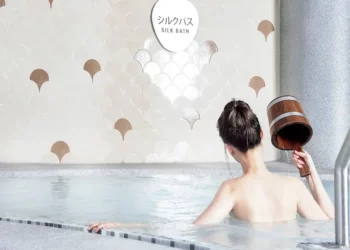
[0,0,279,163]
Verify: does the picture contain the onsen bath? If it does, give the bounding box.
[0,162,338,250]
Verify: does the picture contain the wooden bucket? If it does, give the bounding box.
[267,95,313,177]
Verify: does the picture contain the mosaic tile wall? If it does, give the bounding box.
[0,0,279,163]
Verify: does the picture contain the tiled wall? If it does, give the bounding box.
[0,0,279,163]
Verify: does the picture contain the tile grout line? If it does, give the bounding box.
[0,216,214,250]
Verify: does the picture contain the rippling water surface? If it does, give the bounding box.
[0,172,338,249]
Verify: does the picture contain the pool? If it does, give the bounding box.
[0,162,339,250]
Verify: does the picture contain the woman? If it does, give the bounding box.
[89,99,334,232]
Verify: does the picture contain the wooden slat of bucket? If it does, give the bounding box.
[267,100,306,126]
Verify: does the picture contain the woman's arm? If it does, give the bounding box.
[293,150,335,219]
[193,180,235,225]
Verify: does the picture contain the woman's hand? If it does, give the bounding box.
[292,150,316,174]
[88,222,121,232]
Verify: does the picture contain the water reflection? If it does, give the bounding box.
[51,176,70,200]
[0,175,339,249]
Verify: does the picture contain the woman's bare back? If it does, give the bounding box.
[229,173,299,222]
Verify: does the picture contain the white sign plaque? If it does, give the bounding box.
[151,0,199,52]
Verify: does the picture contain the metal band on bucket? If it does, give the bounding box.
[267,96,297,111]
[269,112,306,129]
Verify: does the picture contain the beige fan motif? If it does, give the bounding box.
[30,69,49,92]
[258,20,274,42]
[51,141,70,163]
[114,118,132,141]
[249,76,265,97]
[84,59,101,82]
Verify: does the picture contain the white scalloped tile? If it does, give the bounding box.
[143,37,164,55]
[104,152,123,163]
[172,51,190,69]
[145,153,162,163]
[124,153,143,163]
[183,86,200,100]
[104,11,127,28]
[114,21,135,39]
[125,61,143,79]
[104,83,125,101]
[143,61,161,79]
[0,0,279,163]
[92,71,114,85]
[113,48,133,65]
[201,63,220,81]
[185,40,200,58]
[92,95,112,112]
[154,141,171,158]
[105,33,125,51]
[104,130,123,148]
[105,61,123,76]
[41,153,60,164]
[192,51,210,69]
[143,84,164,101]
[131,95,151,113]
[163,85,181,103]
[173,74,191,92]
[61,153,83,164]
[182,108,200,130]
[124,83,143,100]
[106,141,133,163]
[133,74,152,93]
[163,62,181,80]
[153,50,171,70]
[133,25,153,42]
[96,22,114,41]
[125,14,141,31]
[144,107,163,121]
[174,142,190,158]
[173,96,192,111]
[113,71,132,89]
[192,75,212,94]
[153,73,172,91]
[182,63,200,79]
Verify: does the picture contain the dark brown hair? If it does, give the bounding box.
[217,99,261,152]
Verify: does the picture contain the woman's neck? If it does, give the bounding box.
[239,145,269,175]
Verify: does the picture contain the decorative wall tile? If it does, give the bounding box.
[0,0,279,163]
[134,49,152,69]
[257,20,275,42]
[143,61,161,79]
[83,59,101,82]
[114,119,132,141]
[51,141,70,163]
[182,108,200,130]
[29,69,49,92]
[249,76,266,97]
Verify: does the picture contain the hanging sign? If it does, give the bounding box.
[151,0,199,52]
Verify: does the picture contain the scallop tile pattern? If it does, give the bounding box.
[0,0,279,163]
